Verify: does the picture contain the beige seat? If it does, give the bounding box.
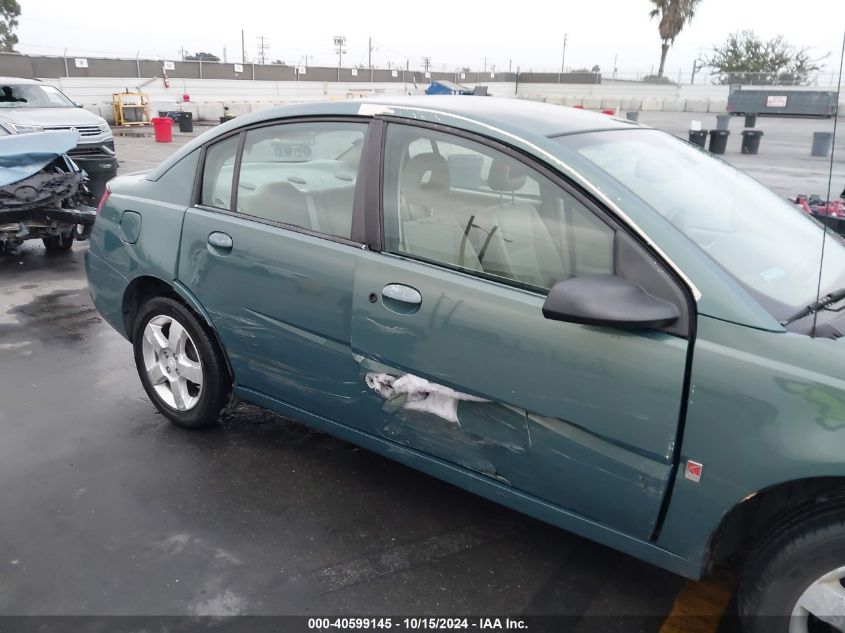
[239,181,315,229]
[398,152,483,271]
[478,159,566,288]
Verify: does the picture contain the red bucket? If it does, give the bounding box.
[151,117,173,143]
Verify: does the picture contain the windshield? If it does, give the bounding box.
[554,128,845,322]
[0,83,76,108]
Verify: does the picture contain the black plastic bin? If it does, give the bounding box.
[741,130,763,155]
[744,113,757,127]
[709,129,730,155]
[688,129,708,148]
[178,112,193,133]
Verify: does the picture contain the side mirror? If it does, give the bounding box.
[542,274,680,330]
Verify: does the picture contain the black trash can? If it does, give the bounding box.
[716,114,731,131]
[626,111,639,122]
[744,113,758,127]
[178,112,193,133]
[812,132,834,157]
[741,130,763,154]
[688,129,708,148]
[709,129,730,155]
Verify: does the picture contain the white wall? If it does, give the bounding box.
[44,76,842,123]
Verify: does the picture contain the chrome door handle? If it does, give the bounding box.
[207,231,233,249]
[382,284,422,305]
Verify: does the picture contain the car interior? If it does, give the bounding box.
[386,130,615,291]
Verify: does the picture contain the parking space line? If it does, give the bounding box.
[658,569,736,633]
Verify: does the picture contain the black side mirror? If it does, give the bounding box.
[542,274,680,330]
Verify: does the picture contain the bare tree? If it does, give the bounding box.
[648,0,702,77]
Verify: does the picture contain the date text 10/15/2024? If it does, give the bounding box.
[308,618,528,630]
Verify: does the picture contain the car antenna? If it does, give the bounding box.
[811,30,845,337]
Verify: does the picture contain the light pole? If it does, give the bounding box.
[558,33,568,83]
[334,36,347,81]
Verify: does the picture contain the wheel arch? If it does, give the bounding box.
[704,476,845,573]
[121,275,234,379]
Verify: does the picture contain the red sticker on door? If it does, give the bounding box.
[685,460,703,483]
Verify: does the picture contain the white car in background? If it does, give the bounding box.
[0,77,117,198]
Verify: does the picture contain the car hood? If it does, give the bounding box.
[0,107,103,127]
[0,130,79,186]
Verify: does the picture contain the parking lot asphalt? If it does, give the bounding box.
[3,109,837,627]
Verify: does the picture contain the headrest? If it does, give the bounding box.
[488,159,527,192]
[400,153,450,206]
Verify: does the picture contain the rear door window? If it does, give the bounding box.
[200,134,239,210]
[235,121,367,240]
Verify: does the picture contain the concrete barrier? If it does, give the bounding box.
[684,99,708,113]
[707,99,728,113]
[621,98,643,111]
[196,102,223,122]
[582,97,602,109]
[641,98,664,111]
[600,98,621,111]
[662,98,685,112]
[563,96,583,107]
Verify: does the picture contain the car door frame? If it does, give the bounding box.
[188,114,382,250]
[358,115,699,540]
[178,114,382,414]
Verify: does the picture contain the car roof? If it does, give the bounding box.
[0,77,42,85]
[356,95,634,138]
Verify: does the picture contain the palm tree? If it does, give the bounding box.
[649,0,702,77]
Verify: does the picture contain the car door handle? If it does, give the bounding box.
[382,284,422,304]
[207,231,233,250]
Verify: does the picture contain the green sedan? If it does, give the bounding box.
[85,97,845,631]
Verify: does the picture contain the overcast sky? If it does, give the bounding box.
[14,0,845,79]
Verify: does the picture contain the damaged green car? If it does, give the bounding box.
[85,97,845,632]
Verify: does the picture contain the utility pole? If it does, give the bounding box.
[256,36,269,65]
[241,30,246,64]
[178,46,188,61]
[368,36,373,68]
[223,47,227,63]
[422,56,431,74]
[482,57,487,73]
[691,58,703,84]
[334,36,347,81]
[613,53,618,79]
[558,33,568,82]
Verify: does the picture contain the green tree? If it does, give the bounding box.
[704,31,827,85]
[648,0,702,77]
[185,51,220,62]
[1,0,21,53]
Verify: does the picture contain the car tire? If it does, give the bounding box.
[737,496,845,633]
[42,232,74,252]
[133,296,231,429]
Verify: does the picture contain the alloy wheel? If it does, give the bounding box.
[790,565,845,633]
[141,314,203,411]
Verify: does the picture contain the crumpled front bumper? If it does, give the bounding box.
[0,203,97,227]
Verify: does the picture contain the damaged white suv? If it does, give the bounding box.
[0,77,117,199]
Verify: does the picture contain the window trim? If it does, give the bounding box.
[193,116,374,248]
[374,117,696,337]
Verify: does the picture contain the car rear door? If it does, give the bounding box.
[177,118,372,421]
[349,121,693,539]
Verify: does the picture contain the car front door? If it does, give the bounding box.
[350,122,693,539]
[178,118,371,421]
